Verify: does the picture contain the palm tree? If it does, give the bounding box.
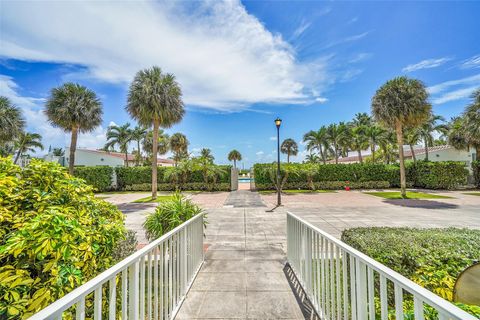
[200,148,214,163]
[131,126,148,165]
[170,133,189,165]
[449,89,480,157]
[45,83,103,174]
[404,127,421,163]
[52,148,65,156]
[326,123,347,164]
[349,126,369,163]
[0,96,25,145]
[304,153,320,164]
[143,129,170,161]
[418,114,449,161]
[126,66,184,199]
[14,132,44,164]
[280,138,298,163]
[303,126,329,164]
[365,125,388,163]
[372,76,431,198]
[352,112,372,127]
[104,123,133,167]
[228,149,242,168]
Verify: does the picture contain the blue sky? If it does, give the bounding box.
[1,0,479,168]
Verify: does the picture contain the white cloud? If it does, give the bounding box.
[315,97,328,103]
[427,74,480,94]
[402,57,451,73]
[0,75,109,152]
[427,74,480,104]
[323,31,370,49]
[292,19,311,39]
[0,0,331,111]
[256,151,264,157]
[269,136,277,141]
[461,54,480,69]
[432,86,479,104]
[349,53,372,63]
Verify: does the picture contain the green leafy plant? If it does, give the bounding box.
[143,192,203,240]
[0,158,126,318]
[73,166,113,192]
[472,160,480,188]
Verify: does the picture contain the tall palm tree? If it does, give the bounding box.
[170,133,189,165]
[303,126,329,164]
[351,112,372,127]
[0,96,25,145]
[104,123,133,167]
[45,83,103,174]
[326,123,347,164]
[228,150,242,168]
[126,66,184,199]
[52,148,65,156]
[449,89,480,157]
[365,125,388,163]
[304,153,320,164]
[418,114,449,161]
[131,126,148,165]
[349,126,369,163]
[14,132,44,164]
[280,138,298,163]
[200,148,214,163]
[372,76,431,198]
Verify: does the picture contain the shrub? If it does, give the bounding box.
[341,227,480,301]
[408,161,468,189]
[111,230,138,262]
[143,192,203,240]
[124,182,230,192]
[256,180,390,190]
[74,166,113,192]
[473,160,480,188]
[0,158,126,318]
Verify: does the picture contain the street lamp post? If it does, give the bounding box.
[275,117,282,206]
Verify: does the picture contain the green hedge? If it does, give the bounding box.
[253,161,468,190]
[473,160,480,188]
[341,227,480,317]
[124,182,230,192]
[115,165,231,190]
[73,166,113,192]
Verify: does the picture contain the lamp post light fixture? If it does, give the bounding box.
[275,117,282,206]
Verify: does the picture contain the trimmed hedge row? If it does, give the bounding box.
[473,160,480,188]
[253,161,468,190]
[73,166,113,192]
[115,165,231,190]
[124,183,230,192]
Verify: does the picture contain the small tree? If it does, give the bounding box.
[104,123,132,167]
[372,76,431,198]
[14,132,44,164]
[280,138,298,163]
[227,149,242,168]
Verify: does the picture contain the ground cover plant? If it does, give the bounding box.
[342,227,480,317]
[363,191,452,199]
[143,192,203,240]
[132,195,175,203]
[0,158,126,318]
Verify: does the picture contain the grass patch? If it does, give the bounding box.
[463,192,480,196]
[95,195,110,199]
[363,191,452,199]
[132,195,175,203]
[259,189,335,195]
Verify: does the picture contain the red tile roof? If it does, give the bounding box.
[79,149,174,164]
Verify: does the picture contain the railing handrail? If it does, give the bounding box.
[30,213,204,320]
[287,211,477,320]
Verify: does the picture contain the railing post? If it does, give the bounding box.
[128,261,139,320]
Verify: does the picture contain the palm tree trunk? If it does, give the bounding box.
[14,140,24,164]
[371,144,375,163]
[151,120,159,200]
[319,145,326,164]
[396,122,407,198]
[69,126,78,175]
[234,159,237,169]
[334,143,338,164]
[357,150,363,164]
[476,146,480,160]
[125,149,129,167]
[137,140,141,166]
[287,153,290,163]
[424,138,429,161]
[409,144,417,164]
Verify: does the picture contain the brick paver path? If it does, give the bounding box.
[176,191,314,319]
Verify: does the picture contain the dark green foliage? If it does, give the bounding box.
[253,162,468,190]
[115,165,231,191]
[74,166,113,192]
[341,227,480,311]
[407,161,468,189]
[111,230,138,262]
[473,160,480,188]
[143,192,203,240]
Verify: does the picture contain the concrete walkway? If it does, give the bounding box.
[176,191,314,319]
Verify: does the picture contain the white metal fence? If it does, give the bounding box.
[30,213,204,320]
[286,212,477,320]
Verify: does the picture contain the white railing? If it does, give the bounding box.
[30,213,204,320]
[286,212,477,320]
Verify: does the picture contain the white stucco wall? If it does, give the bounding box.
[65,148,124,167]
[415,149,476,166]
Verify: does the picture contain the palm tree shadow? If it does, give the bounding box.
[384,199,458,209]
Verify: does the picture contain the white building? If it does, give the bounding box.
[61,148,174,167]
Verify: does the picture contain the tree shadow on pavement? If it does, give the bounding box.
[384,199,458,209]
